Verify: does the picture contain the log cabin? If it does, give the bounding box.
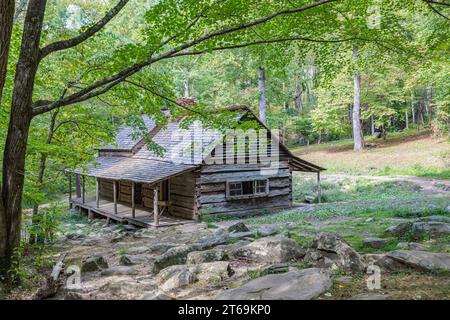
[68,106,324,227]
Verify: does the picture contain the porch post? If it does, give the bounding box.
[68,173,72,208]
[95,177,99,208]
[82,175,86,204]
[317,171,321,204]
[153,186,159,226]
[113,180,118,215]
[131,182,136,218]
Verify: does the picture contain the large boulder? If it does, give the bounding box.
[386,250,450,273]
[304,233,366,273]
[216,268,332,300]
[230,236,305,263]
[120,254,153,266]
[411,222,450,239]
[81,254,108,272]
[227,222,250,233]
[384,222,413,238]
[186,249,227,264]
[363,253,406,272]
[257,224,281,237]
[153,244,201,273]
[157,262,233,291]
[362,237,387,249]
[101,266,138,276]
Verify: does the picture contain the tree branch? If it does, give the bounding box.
[39,0,129,60]
[32,0,339,115]
[423,0,450,20]
[124,80,204,115]
[424,0,450,7]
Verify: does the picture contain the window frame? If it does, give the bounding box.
[226,179,269,200]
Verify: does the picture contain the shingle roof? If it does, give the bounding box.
[75,157,196,183]
[100,115,156,151]
[72,106,324,183]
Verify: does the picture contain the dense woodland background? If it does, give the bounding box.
[0,0,448,289]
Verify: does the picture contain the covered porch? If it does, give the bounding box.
[67,157,198,228]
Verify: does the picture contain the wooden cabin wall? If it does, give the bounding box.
[142,183,155,208]
[98,179,114,200]
[168,172,196,219]
[197,161,292,216]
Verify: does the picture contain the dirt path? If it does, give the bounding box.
[322,174,450,195]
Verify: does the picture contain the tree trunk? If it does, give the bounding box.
[184,78,190,97]
[352,46,364,151]
[75,174,82,198]
[411,93,415,125]
[405,110,409,130]
[0,0,47,280]
[294,79,303,111]
[258,66,267,125]
[0,0,15,104]
[29,110,59,245]
[370,115,375,135]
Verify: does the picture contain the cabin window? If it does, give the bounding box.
[226,179,269,199]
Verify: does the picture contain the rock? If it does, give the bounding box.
[191,261,233,282]
[305,233,366,273]
[227,222,249,233]
[231,236,305,263]
[384,222,413,238]
[227,231,255,241]
[75,224,86,228]
[120,254,153,266]
[363,254,405,272]
[350,293,390,300]
[186,249,227,264]
[365,218,374,223]
[286,222,297,230]
[81,254,108,272]
[195,235,229,249]
[157,262,233,291]
[411,222,450,239]
[304,195,315,203]
[66,232,86,240]
[153,244,201,273]
[396,242,426,251]
[362,237,387,249]
[386,250,450,273]
[123,224,138,232]
[139,290,173,300]
[157,265,196,291]
[447,205,450,213]
[257,224,281,237]
[417,215,450,223]
[127,246,150,254]
[216,268,332,300]
[147,243,178,254]
[101,266,138,276]
[215,240,252,254]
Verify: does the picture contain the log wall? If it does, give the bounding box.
[197,161,293,216]
[168,171,197,220]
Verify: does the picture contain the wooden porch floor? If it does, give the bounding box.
[70,197,194,228]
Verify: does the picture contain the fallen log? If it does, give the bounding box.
[31,252,67,300]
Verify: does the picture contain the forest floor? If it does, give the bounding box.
[3,130,449,300]
[292,129,450,178]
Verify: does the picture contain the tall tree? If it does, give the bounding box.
[258,66,267,125]
[352,45,364,150]
[0,0,15,104]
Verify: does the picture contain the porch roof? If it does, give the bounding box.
[74,157,197,184]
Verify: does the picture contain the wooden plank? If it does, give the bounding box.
[200,161,289,173]
[199,195,290,214]
[199,187,290,204]
[199,168,290,184]
[269,177,291,188]
[154,187,159,226]
[169,183,194,196]
[200,183,226,193]
[169,205,194,219]
[113,181,118,214]
[131,182,135,218]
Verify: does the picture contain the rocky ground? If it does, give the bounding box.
[37,205,450,300]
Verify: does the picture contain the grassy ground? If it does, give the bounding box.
[292,130,450,178]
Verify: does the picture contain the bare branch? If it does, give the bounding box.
[425,0,450,7]
[39,0,129,60]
